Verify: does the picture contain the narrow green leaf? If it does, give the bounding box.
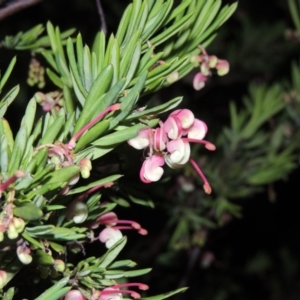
[8,126,27,174]
[39,115,65,144]
[22,232,45,249]
[75,119,110,151]
[123,268,152,277]
[99,237,127,268]
[115,4,132,44]
[83,45,93,91]
[0,85,20,118]
[46,68,64,88]
[74,64,114,133]
[109,71,148,128]
[21,97,37,137]
[93,123,146,146]
[67,174,122,195]
[0,56,16,91]
[35,277,71,300]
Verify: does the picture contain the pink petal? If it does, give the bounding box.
[140,155,165,183]
[128,129,152,149]
[165,139,190,168]
[193,73,208,90]
[187,119,208,140]
[163,116,182,139]
[99,227,123,248]
[170,109,195,129]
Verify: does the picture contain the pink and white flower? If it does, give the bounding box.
[140,155,165,183]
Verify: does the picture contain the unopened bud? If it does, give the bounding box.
[66,202,88,224]
[166,71,179,84]
[17,246,32,265]
[13,217,25,233]
[80,168,90,179]
[7,223,18,239]
[0,270,8,289]
[68,173,80,186]
[54,259,65,272]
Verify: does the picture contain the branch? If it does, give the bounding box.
[0,0,44,21]
[95,0,107,35]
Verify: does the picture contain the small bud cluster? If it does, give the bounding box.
[27,58,45,89]
[34,91,64,112]
[192,46,229,90]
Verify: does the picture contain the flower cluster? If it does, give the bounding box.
[192,46,229,90]
[92,212,148,249]
[128,109,215,194]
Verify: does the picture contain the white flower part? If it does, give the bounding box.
[66,201,88,224]
[16,246,32,265]
[73,202,88,224]
[68,173,80,186]
[171,109,195,129]
[128,128,151,149]
[187,119,208,140]
[140,155,165,183]
[99,227,123,249]
[165,139,190,169]
[99,288,123,300]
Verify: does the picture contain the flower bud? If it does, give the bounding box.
[66,202,88,224]
[68,173,80,186]
[17,246,32,265]
[7,223,18,239]
[13,217,25,233]
[54,259,66,272]
[0,270,8,289]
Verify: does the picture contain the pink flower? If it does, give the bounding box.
[165,139,190,168]
[99,283,149,300]
[163,116,182,139]
[186,119,208,140]
[140,155,165,183]
[216,59,229,76]
[170,109,195,129]
[193,72,208,90]
[96,212,148,236]
[99,227,123,248]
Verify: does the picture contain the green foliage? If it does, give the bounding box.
[0,0,238,299]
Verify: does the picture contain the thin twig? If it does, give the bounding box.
[95,0,107,35]
[0,0,44,21]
